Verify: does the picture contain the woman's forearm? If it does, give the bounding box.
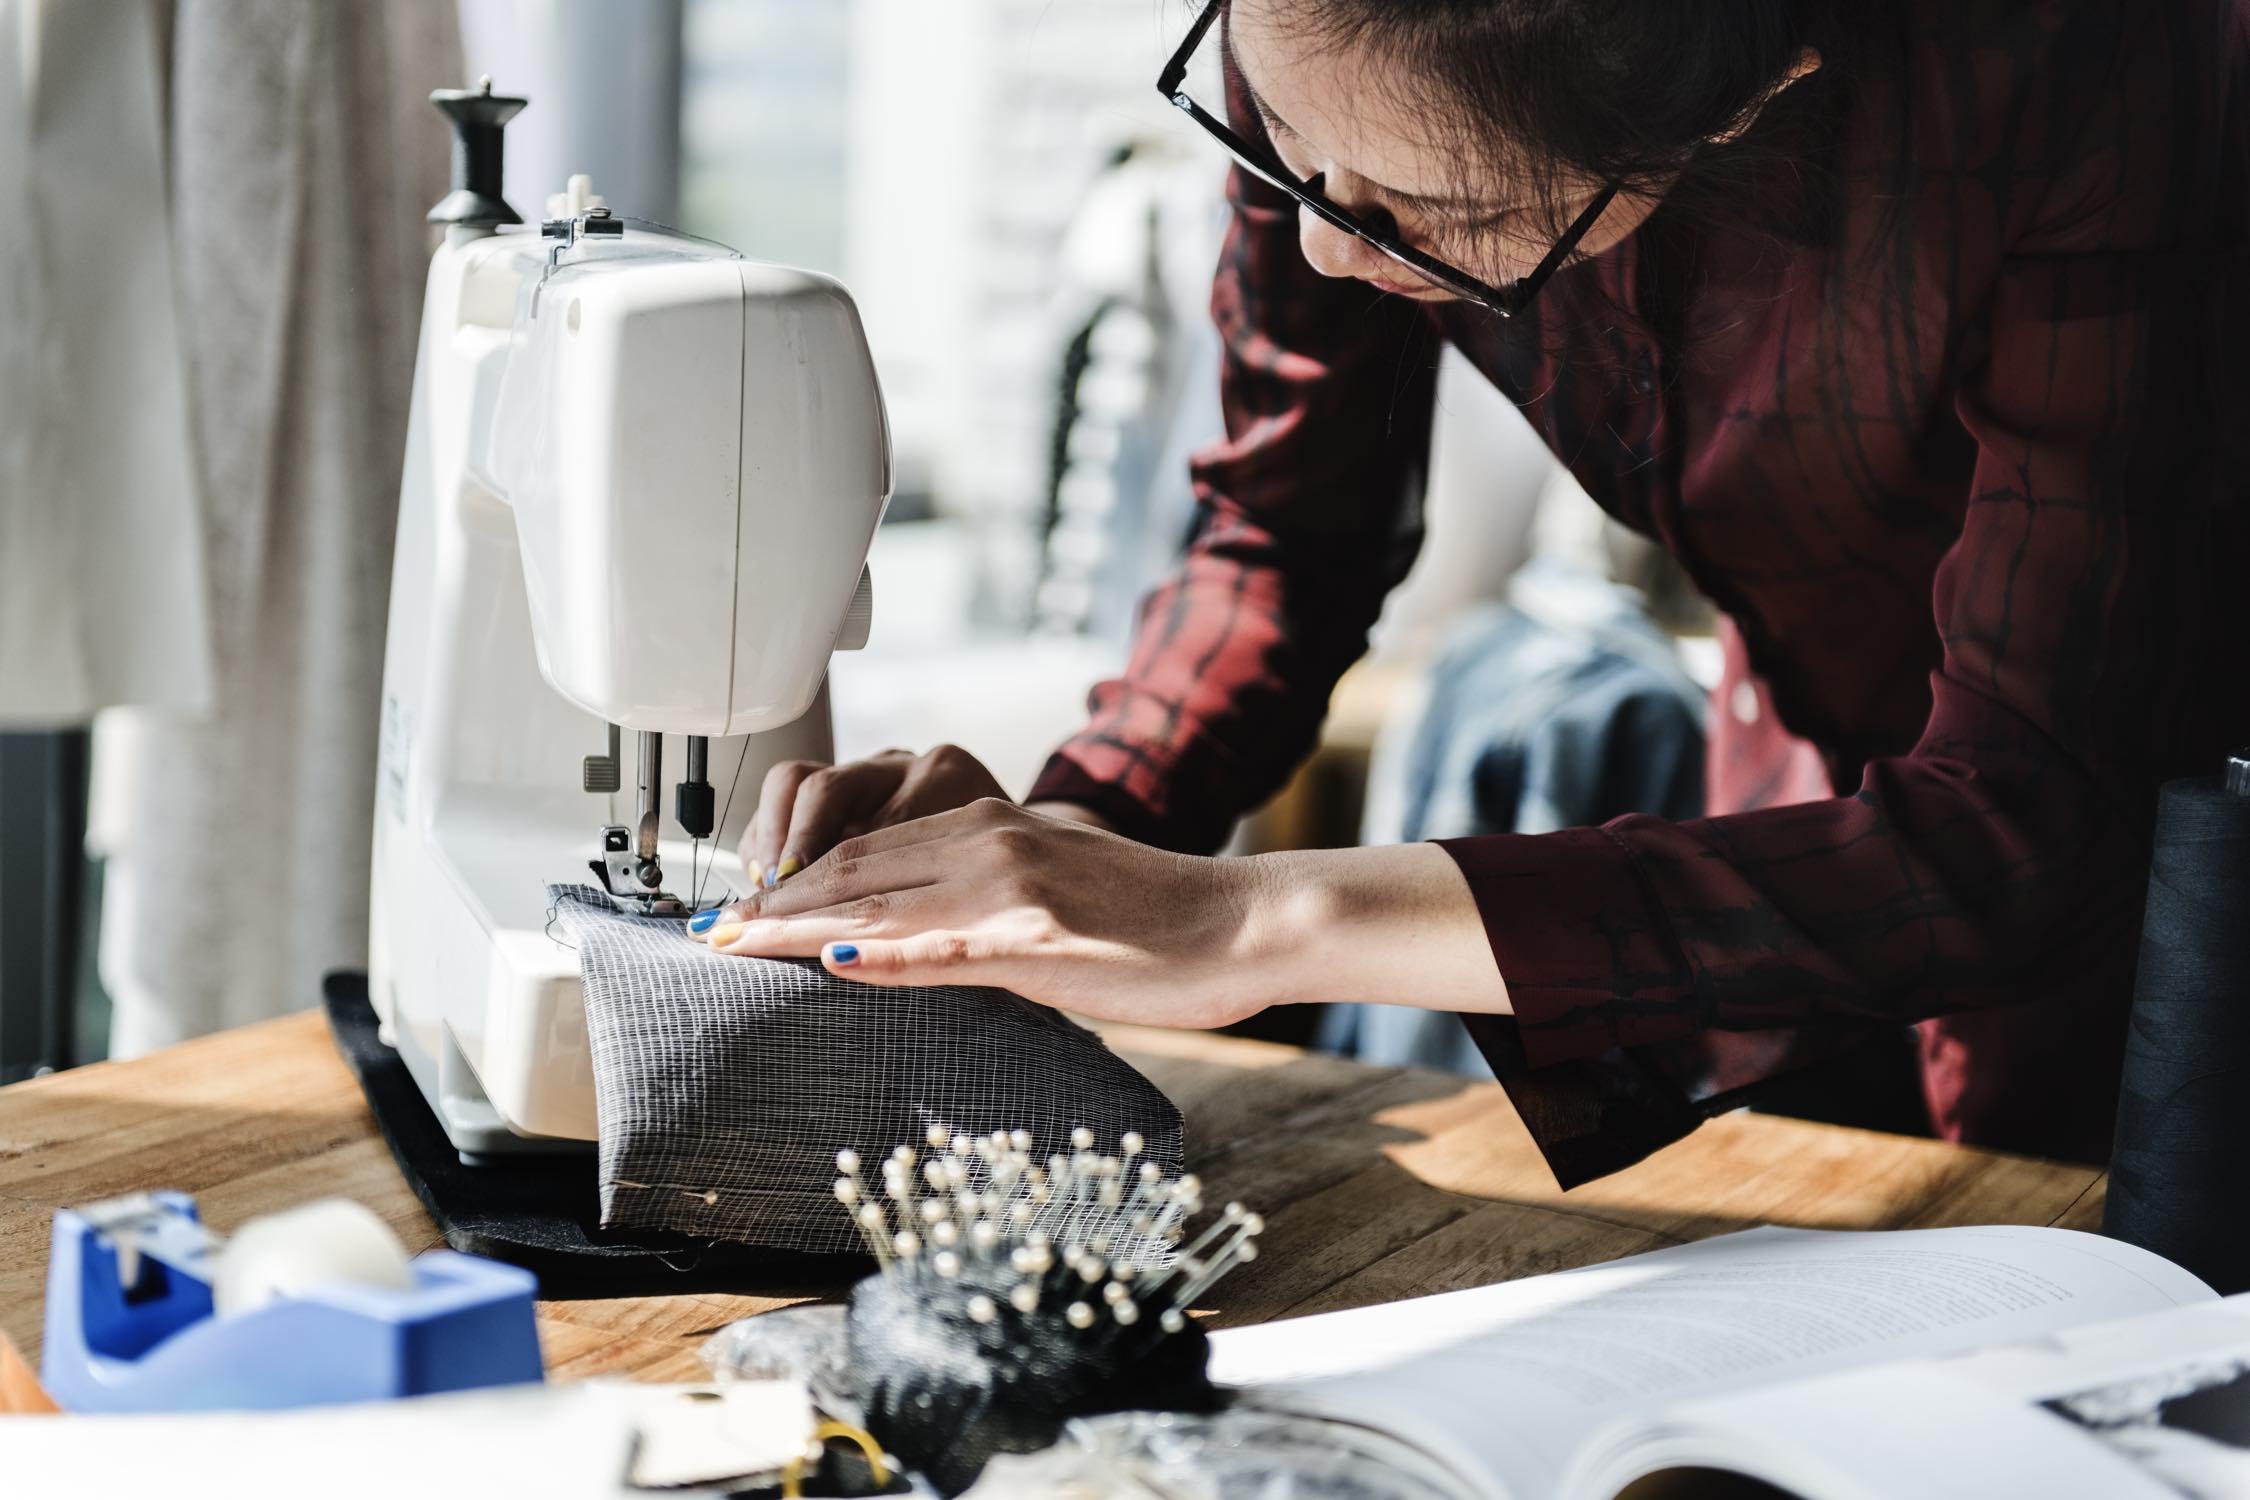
[1235,843,1512,1017]
[1024,800,1115,831]
[1028,801,1505,1019]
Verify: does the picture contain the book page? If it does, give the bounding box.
[1580,1363,2178,1500]
[1942,1294,2250,1500]
[1579,1295,2250,1500]
[1206,1226,2213,1500]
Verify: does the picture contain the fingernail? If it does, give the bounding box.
[828,942,859,966]
[687,909,720,934]
[746,862,763,889]
[708,922,744,948]
[762,864,781,890]
[776,854,803,881]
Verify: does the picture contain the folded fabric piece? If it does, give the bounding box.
[548,885,1184,1251]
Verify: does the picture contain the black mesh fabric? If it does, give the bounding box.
[548,885,1186,1251]
[845,1263,1223,1496]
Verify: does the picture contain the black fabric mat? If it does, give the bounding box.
[321,969,865,1299]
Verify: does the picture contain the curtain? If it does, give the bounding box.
[95,0,458,1054]
[0,0,211,726]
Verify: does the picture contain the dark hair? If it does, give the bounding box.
[1264,0,1872,243]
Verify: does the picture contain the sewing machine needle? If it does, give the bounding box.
[635,731,663,889]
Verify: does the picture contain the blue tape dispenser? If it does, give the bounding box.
[42,1190,544,1412]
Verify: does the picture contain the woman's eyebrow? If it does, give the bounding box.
[1235,68,1518,216]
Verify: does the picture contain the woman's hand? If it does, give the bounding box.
[699,799,1509,1028]
[737,744,1112,888]
[737,744,1013,889]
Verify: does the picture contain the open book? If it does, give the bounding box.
[1209,1225,2250,1500]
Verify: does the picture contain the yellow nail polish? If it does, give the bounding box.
[707,922,744,948]
[776,854,803,880]
[746,862,763,889]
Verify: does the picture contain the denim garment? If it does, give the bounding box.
[1322,570,1705,1076]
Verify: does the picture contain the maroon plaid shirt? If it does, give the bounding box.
[1029,0,2250,1184]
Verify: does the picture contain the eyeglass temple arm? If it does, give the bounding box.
[1514,182,1622,304]
[1158,0,1226,98]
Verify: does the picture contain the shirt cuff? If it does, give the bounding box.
[1474,1043,1710,1189]
[1437,825,1705,1069]
[1025,754,1175,850]
[1436,826,1718,1188]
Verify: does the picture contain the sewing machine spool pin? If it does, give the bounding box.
[426,75,526,230]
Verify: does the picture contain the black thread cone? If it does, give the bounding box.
[2104,770,2250,1291]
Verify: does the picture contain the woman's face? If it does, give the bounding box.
[1225,0,1663,304]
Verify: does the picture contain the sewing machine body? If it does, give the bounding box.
[371,204,889,1160]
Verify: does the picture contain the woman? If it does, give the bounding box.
[696,0,2250,1185]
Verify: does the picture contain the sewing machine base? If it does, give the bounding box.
[387,1002,594,1167]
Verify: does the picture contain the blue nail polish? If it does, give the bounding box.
[688,909,720,934]
[829,943,860,966]
[762,865,780,890]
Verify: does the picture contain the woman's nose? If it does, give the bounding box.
[1298,203,1390,281]
[1292,170,1391,280]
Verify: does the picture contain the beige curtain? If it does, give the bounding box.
[95,0,459,1054]
[0,0,212,726]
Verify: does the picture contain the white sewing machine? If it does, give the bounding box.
[369,83,890,1161]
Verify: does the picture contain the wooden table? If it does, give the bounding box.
[0,1010,2107,1384]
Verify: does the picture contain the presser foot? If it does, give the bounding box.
[588,882,695,918]
[589,823,694,917]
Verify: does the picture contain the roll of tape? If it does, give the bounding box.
[212,1199,415,1317]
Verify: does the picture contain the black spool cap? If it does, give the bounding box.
[427,77,527,228]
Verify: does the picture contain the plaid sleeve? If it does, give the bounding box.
[1452,1,2250,1180]
[1027,60,1439,854]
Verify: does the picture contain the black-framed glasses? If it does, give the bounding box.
[1158,0,1619,318]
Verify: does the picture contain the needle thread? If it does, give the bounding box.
[693,738,756,910]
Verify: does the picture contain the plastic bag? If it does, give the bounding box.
[700,1303,866,1427]
[961,1405,1483,1499]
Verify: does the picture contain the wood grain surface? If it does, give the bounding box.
[0,1010,2107,1383]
